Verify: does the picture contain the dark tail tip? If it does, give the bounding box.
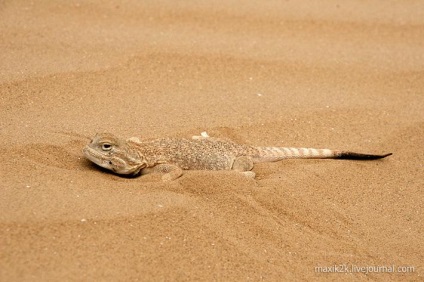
[337,152,393,160]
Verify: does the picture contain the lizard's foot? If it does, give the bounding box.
[141,164,183,181]
[192,131,210,140]
[162,173,179,182]
[241,171,256,178]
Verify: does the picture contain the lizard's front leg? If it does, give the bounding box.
[141,164,183,181]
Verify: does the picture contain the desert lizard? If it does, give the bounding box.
[82,132,392,181]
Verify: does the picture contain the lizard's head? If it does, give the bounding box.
[83,133,146,175]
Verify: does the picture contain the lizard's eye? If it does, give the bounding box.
[101,143,112,151]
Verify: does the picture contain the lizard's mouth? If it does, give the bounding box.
[82,146,113,169]
[83,146,146,175]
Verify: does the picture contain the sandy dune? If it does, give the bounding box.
[1,1,423,281]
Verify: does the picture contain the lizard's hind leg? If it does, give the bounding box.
[232,156,256,178]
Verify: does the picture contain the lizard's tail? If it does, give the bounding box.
[253,147,392,163]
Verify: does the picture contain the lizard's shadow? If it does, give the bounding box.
[85,161,142,179]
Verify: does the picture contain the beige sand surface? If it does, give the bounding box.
[1,0,423,281]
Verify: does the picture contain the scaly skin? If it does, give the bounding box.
[83,132,392,181]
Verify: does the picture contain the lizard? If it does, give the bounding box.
[82,132,392,181]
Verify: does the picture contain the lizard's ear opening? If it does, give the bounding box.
[127,137,141,143]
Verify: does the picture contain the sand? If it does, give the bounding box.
[1,0,423,281]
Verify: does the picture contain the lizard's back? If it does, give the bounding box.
[137,137,258,170]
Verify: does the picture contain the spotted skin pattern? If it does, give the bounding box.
[83,132,392,181]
